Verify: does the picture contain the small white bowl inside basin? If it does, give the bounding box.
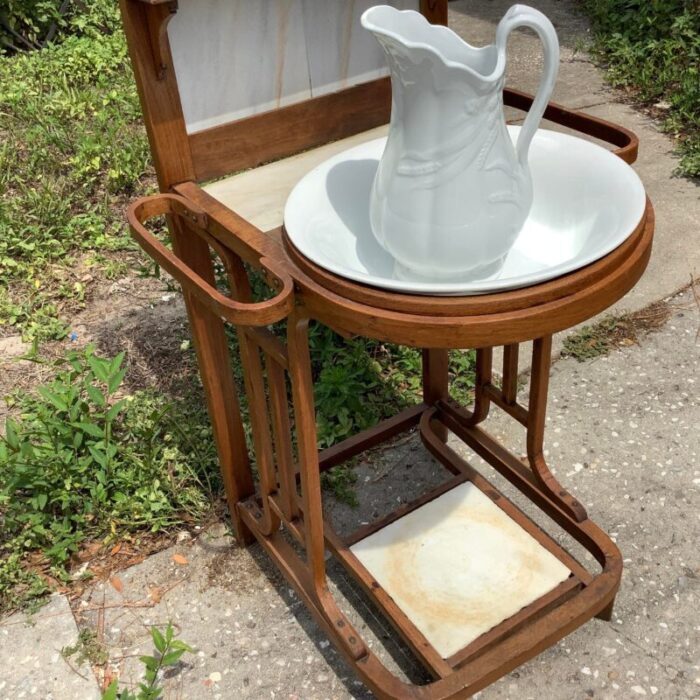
[282,126,646,296]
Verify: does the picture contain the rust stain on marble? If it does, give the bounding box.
[351,482,571,658]
[275,0,293,106]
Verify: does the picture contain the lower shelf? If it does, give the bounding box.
[350,481,572,659]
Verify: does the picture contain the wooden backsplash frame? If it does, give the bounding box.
[121,0,448,189]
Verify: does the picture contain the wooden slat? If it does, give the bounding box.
[502,344,519,405]
[190,77,391,181]
[483,384,529,426]
[448,577,583,669]
[266,357,300,522]
[317,403,425,471]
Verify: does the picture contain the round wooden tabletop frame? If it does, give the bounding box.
[121,1,654,696]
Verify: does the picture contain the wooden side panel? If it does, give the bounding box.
[168,0,420,134]
[120,0,194,189]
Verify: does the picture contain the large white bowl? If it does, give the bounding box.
[283,126,647,295]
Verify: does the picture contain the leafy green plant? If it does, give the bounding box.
[0,346,217,613]
[584,0,700,177]
[1,0,122,54]
[306,324,476,451]
[102,623,193,700]
[321,465,359,507]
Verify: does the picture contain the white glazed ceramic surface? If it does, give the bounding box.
[351,482,571,658]
[360,4,560,279]
[283,127,647,295]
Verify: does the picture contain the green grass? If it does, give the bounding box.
[584,0,700,177]
[0,2,151,342]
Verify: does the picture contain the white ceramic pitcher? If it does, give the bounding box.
[361,4,559,280]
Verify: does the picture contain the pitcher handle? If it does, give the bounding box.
[496,5,559,166]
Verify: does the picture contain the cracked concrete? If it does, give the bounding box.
[0,595,101,699]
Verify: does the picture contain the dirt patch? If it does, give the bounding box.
[1,262,193,422]
[203,544,285,595]
[561,299,675,362]
[68,265,195,394]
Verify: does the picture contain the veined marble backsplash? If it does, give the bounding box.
[168,0,418,134]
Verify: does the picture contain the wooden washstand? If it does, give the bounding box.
[121,1,653,696]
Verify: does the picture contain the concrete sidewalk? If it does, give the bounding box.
[1,2,698,698]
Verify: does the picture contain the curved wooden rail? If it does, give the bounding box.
[127,193,295,327]
[504,87,639,164]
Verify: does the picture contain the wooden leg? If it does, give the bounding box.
[422,349,449,440]
[170,219,255,545]
[527,336,588,523]
[467,347,493,426]
[595,597,616,622]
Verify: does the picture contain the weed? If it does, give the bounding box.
[321,465,360,507]
[449,349,477,404]
[0,346,218,613]
[102,622,193,700]
[562,317,623,361]
[306,324,476,450]
[561,301,671,361]
[89,254,130,280]
[62,628,109,667]
[0,551,48,614]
